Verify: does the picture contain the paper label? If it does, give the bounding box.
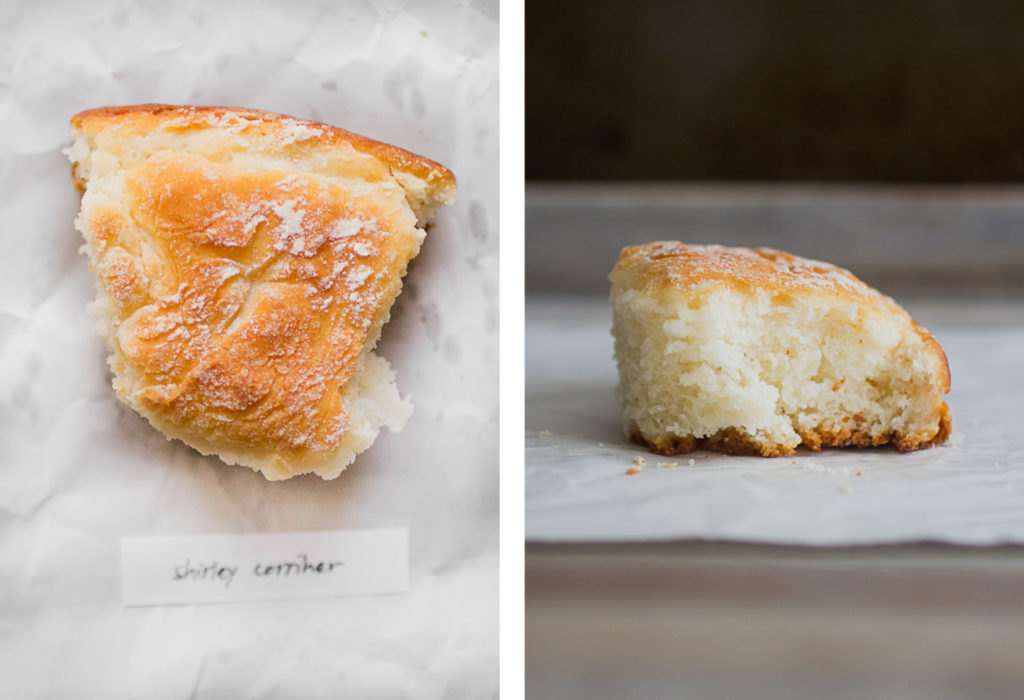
[121,528,408,606]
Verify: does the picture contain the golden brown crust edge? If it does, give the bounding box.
[914,320,952,394]
[612,242,903,312]
[70,103,456,195]
[629,404,952,458]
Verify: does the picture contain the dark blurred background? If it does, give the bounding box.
[527,0,1024,182]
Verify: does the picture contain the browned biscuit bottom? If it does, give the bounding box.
[629,407,951,457]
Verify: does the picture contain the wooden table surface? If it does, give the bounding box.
[527,542,1024,699]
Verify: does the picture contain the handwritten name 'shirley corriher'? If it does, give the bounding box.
[173,554,345,589]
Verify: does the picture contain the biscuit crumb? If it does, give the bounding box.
[420,29,428,36]
[657,461,677,468]
[625,468,640,475]
[632,456,646,467]
[538,430,552,436]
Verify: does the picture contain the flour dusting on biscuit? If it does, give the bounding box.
[68,104,455,480]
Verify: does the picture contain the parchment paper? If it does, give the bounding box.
[0,1,498,697]
[526,298,1024,545]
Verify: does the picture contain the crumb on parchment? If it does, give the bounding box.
[626,456,646,475]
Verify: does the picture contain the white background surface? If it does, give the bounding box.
[526,297,1024,545]
[0,1,498,697]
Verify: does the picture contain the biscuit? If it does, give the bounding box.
[68,104,455,479]
[610,243,951,456]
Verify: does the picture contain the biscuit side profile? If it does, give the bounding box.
[610,243,951,457]
[68,104,456,480]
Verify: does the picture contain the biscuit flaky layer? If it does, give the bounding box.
[69,104,455,479]
[610,243,951,457]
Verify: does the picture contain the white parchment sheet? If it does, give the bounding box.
[0,1,497,697]
[527,298,1024,545]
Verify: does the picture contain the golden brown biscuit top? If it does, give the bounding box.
[91,154,412,458]
[72,105,455,471]
[71,104,456,201]
[613,242,899,310]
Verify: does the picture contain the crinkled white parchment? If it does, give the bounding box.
[0,1,497,697]
[527,298,1024,545]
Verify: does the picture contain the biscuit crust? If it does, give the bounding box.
[71,104,456,207]
[630,402,952,457]
[70,105,455,479]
